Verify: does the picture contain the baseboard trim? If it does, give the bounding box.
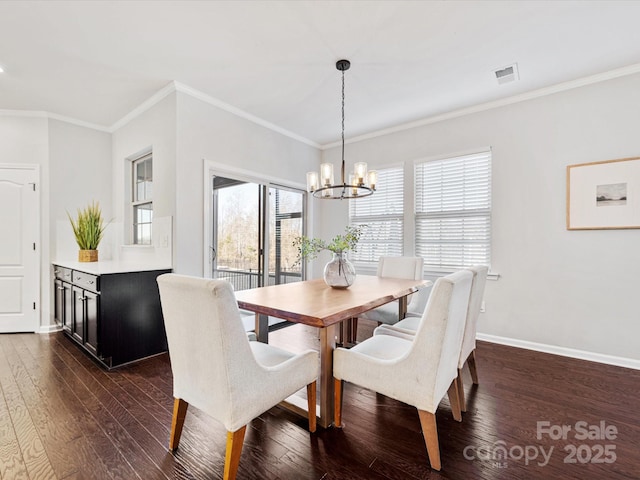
[36,323,638,368]
[39,324,63,334]
[477,333,640,371]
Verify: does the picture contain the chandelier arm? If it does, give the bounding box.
[311,184,373,199]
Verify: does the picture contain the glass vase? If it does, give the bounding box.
[323,252,356,289]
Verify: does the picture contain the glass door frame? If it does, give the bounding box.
[270,183,305,286]
[203,161,308,286]
[211,177,266,289]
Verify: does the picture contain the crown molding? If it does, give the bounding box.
[0,109,48,118]
[108,80,321,148]
[48,112,110,132]
[4,61,640,146]
[109,81,177,132]
[321,61,640,150]
[172,82,321,148]
[0,109,110,132]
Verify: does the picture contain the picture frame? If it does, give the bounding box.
[566,156,640,230]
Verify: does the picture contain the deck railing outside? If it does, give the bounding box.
[213,268,302,291]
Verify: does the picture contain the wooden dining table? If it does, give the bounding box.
[235,275,431,428]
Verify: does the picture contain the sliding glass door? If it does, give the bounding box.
[210,175,305,291]
[269,185,304,286]
[211,177,263,289]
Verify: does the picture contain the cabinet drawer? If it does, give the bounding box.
[54,266,72,282]
[72,271,99,292]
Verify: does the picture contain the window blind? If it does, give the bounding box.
[415,151,491,269]
[349,166,404,264]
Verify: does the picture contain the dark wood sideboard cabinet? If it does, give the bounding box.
[53,264,171,369]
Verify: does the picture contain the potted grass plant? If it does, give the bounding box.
[68,201,107,262]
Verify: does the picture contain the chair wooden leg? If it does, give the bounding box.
[224,426,246,480]
[467,349,479,384]
[334,378,344,427]
[456,368,467,413]
[169,398,188,451]
[447,380,462,422]
[418,410,441,471]
[306,381,317,433]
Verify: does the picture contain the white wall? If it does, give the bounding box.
[321,72,640,362]
[49,119,112,262]
[111,93,177,262]
[109,91,321,276]
[175,92,321,276]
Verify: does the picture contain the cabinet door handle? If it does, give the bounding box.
[57,286,64,291]
[79,296,86,302]
[76,276,82,281]
[87,280,94,285]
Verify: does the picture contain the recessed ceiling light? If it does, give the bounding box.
[0,65,4,73]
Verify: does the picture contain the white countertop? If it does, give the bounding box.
[53,260,172,275]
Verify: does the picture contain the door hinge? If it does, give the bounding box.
[33,302,36,310]
[33,242,36,250]
[29,182,36,191]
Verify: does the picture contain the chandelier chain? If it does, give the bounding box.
[341,67,345,184]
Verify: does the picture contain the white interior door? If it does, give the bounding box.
[0,165,39,333]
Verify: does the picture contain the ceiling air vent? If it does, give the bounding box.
[494,63,519,84]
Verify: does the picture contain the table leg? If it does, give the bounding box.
[319,323,337,428]
[255,313,269,343]
[398,296,408,320]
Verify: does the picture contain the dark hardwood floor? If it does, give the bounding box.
[0,321,638,480]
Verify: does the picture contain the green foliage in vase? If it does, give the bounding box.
[293,225,366,264]
[67,201,106,250]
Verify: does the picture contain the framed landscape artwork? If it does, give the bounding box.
[566,156,640,230]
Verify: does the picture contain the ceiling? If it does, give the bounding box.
[2,1,640,146]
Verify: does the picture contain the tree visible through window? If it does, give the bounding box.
[211,177,304,291]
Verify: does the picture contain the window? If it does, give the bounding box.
[132,153,153,245]
[349,166,404,265]
[415,151,491,270]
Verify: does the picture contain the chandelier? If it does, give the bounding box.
[306,59,377,199]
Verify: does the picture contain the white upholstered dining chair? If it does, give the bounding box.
[349,256,425,341]
[374,265,488,412]
[157,274,318,480]
[333,269,473,471]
